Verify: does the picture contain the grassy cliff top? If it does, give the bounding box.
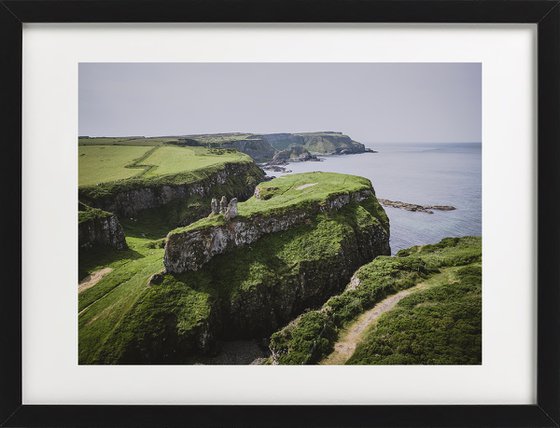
[269,236,481,365]
[78,203,113,224]
[79,145,252,187]
[170,172,377,234]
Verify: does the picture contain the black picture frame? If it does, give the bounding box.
[1,1,558,427]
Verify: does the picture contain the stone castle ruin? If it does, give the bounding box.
[211,196,238,220]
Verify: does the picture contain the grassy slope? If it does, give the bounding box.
[347,263,481,365]
[78,144,255,363]
[269,236,481,365]
[79,145,252,187]
[84,202,381,364]
[79,172,388,364]
[171,171,385,234]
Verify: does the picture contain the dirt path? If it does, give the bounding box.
[296,183,318,190]
[320,282,428,365]
[78,267,113,294]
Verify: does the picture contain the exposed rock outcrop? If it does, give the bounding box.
[295,132,366,155]
[378,198,456,214]
[219,196,228,214]
[224,198,238,220]
[79,162,265,218]
[258,132,366,156]
[164,189,381,273]
[78,205,127,250]
[83,172,392,364]
[219,207,391,339]
[210,198,219,215]
[267,146,319,165]
[176,132,370,162]
[222,139,276,162]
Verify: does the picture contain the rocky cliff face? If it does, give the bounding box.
[164,189,379,273]
[218,205,391,338]
[299,133,366,155]
[87,172,391,364]
[222,139,276,162]
[257,133,305,151]
[175,132,368,161]
[79,162,265,217]
[78,207,127,250]
[259,132,366,155]
[268,145,318,165]
[108,192,390,363]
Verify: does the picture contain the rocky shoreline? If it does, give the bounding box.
[378,198,456,214]
[261,147,377,174]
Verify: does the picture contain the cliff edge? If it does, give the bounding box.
[82,172,391,364]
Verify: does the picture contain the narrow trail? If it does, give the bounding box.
[78,267,113,294]
[320,282,428,365]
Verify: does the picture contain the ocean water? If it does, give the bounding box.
[278,143,481,254]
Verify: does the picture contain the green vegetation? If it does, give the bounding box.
[92,214,352,364]
[78,136,180,146]
[79,245,166,364]
[79,173,389,364]
[78,143,265,364]
[79,155,257,206]
[179,133,253,146]
[396,236,482,267]
[77,134,479,366]
[78,203,112,224]
[269,236,481,365]
[171,171,387,234]
[347,264,481,365]
[78,131,367,162]
[93,274,213,364]
[142,146,250,177]
[79,145,252,187]
[78,204,169,362]
[79,145,154,185]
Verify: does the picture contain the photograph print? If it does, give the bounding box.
[78,63,482,365]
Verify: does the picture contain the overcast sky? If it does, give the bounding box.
[79,63,481,144]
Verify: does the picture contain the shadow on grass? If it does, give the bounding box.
[120,202,208,240]
[79,246,144,281]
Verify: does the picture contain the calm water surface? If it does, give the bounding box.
[278,143,481,254]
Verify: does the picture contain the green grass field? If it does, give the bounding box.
[79,145,153,186]
[79,145,251,187]
[142,146,250,177]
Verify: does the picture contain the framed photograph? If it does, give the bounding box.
[2,0,559,427]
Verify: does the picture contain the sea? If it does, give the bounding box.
[276,143,481,254]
